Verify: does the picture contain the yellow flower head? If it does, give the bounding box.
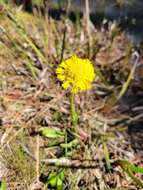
[56,55,95,94]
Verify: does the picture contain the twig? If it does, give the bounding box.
[40,158,99,169]
[128,113,143,123]
[20,143,101,169]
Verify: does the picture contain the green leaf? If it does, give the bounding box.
[38,127,65,138]
[57,178,63,190]
[59,170,65,181]
[60,139,79,148]
[0,180,6,190]
[48,170,65,190]
[57,171,64,190]
[48,172,57,187]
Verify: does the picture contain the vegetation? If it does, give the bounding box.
[0,1,143,190]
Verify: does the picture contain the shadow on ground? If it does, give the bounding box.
[119,88,143,157]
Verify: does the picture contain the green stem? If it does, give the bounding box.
[70,93,78,127]
[64,130,68,157]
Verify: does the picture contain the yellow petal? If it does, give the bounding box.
[56,55,95,93]
[62,81,70,89]
[57,74,65,81]
[56,68,64,74]
[60,62,67,68]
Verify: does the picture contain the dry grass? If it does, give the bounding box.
[0,3,143,190]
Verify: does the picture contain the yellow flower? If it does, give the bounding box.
[56,55,95,94]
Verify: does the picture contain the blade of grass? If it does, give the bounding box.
[0,26,38,80]
[117,60,138,101]
[102,141,112,171]
[117,160,143,188]
[6,8,47,64]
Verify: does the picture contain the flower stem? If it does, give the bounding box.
[70,93,78,127]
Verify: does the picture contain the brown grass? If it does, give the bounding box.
[0,3,143,190]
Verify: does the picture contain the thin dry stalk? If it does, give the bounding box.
[60,0,72,62]
[85,0,92,58]
[36,135,40,183]
[0,128,23,153]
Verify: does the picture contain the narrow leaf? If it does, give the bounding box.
[0,180,6,190]
[38,127,65,138]
[103,141,112,171]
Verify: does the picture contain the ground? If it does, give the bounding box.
[0,3,143,190]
